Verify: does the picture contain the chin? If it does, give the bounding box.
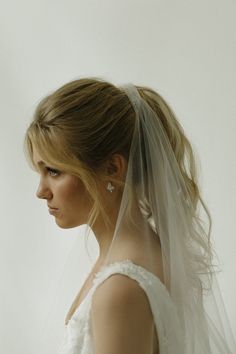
[55,219,82,229]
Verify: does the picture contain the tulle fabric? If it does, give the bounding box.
[84,83,236,353]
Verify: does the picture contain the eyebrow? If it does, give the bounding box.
[36,161,45,166]
[34,161,47,168]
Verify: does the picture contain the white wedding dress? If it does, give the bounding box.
[58,259,185,354]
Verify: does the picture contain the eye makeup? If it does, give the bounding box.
[45,166,61,176]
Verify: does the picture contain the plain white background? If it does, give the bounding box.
[0,0,235,353]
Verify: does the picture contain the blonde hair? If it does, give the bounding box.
[24,77,219,284]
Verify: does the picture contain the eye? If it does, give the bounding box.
[45,167,60,177]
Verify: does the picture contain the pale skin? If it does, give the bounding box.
[32,147,160,354]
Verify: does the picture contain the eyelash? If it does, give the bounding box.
[46,167,60,177]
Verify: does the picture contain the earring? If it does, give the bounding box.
[107,182,115,193]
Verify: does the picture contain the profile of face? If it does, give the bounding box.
[32,148,93,228]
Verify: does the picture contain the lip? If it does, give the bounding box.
[48,207,59,214]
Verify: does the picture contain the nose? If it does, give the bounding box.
[36,180,52,200]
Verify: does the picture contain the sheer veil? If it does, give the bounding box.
[89,83,236,353]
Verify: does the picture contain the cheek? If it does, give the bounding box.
[57,177,83,202]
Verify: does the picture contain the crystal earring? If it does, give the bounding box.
[107,182,115,193]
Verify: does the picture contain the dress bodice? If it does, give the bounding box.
[58,259,185,354]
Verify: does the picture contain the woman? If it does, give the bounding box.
[24,77,236,353]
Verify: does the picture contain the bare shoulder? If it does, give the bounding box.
[91,274,155,354]
[92,273,152,309]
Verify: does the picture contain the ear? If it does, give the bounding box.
[106,154,127,179]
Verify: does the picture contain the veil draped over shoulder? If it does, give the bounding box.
[90,83,236,353]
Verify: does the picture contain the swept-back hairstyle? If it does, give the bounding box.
[24,77,216,282]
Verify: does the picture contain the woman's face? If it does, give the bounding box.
[32,148,93,228]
